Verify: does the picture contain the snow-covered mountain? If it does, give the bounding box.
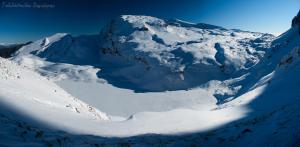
[12,15,274,92]
[2,10,300,146]
[98,15,274,92]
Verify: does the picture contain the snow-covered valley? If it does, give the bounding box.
[1,10,300,146]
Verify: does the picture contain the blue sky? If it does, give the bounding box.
[0,0,299,43]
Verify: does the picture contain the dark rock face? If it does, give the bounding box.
[292,10,300,34]
[0,42,32,58]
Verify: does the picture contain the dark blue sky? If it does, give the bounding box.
[0,0,299,43]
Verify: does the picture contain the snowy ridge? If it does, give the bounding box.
[14,33,73,60]
[12,33,103,82]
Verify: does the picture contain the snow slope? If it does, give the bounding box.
[0,57,109,135]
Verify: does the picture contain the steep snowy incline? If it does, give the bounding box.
[216,22,300,110]
[197,23,300,146]
[0,57,109,135]
[221,16,300,101]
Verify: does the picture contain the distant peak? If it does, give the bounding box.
[121,15,159,20]
[49,33,71,38]
[44,33,72,43]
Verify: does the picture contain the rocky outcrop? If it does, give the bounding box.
[0,42,32,58]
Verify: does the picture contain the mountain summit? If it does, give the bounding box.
[292,10,300,33]
[292,10,300,26]
[98,15,274,92]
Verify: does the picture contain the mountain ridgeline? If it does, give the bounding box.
[292,10,300,33]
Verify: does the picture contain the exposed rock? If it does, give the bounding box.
[0,42,32,58]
